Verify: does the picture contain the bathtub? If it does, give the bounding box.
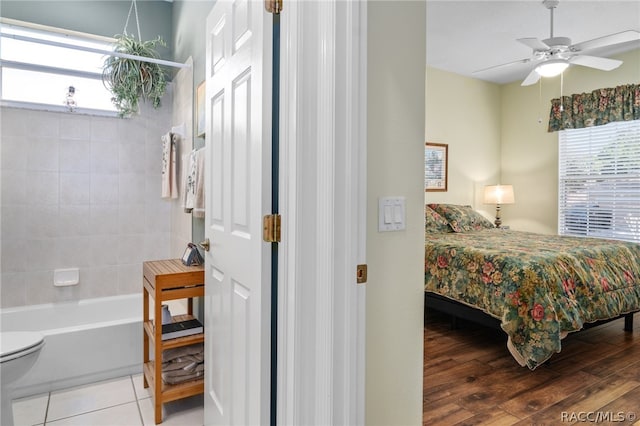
[0,294,143,398]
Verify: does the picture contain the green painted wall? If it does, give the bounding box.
[172,0,211,89]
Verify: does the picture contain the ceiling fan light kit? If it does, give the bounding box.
[535,59,569,77]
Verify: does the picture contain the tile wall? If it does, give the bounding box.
[1,96,174,308]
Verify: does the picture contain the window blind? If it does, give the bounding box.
[558,120,640,242]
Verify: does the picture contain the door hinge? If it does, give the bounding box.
[356,264,367,284]
[263,214,281,243]
[265,0,282,14]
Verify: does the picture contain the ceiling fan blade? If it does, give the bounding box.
[473,58,531,74]
[571,30,640,52]
[570,55,623,71]
[517,38,550,51]
[521,68,541,86]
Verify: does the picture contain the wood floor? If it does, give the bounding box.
[423,310,640,425]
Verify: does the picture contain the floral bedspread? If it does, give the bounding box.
[425,229,640,369]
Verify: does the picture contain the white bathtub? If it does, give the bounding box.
[0,294,143,398]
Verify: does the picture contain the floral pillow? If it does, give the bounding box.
[425,205,452,234]
[428,204,494,232]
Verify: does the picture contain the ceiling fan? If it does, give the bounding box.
[475,0,640,86]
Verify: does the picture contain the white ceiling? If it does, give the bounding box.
[426,0,640,85]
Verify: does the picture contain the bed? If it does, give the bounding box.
[424,203,640,370]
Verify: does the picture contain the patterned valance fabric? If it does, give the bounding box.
[548,84,640,132]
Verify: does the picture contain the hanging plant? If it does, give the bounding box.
[102,34,168,117]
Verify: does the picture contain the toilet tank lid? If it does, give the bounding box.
[1,331,44,359]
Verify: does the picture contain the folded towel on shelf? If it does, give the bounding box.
[161,343,204,385]
[163,360,199,373]
[161,354,204,371]
[163,362,204,378]
[182,148,205,217]
[163,374,203,385]
[161,132,179,199]
[162,366,205,385]
[162,343,204,363]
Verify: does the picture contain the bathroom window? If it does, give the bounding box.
[0,19,118,115]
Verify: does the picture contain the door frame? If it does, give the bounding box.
[276,1,367,424]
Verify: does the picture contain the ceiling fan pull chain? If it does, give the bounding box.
[560,72,564,112]
[538,79,543,124]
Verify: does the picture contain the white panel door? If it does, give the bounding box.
[204,1,272,425]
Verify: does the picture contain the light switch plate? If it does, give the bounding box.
[378,197,406,232]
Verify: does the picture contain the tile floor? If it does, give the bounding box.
[12,374,203,426]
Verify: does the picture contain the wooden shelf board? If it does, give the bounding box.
[143,361,204,402]
[143,315,204,349]
[143,259,204,292]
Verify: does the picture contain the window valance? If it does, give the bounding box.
[548,84,640,132]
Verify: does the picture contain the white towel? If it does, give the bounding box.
[182,150,197,213]
[182,149,205,217]
[161,132,179,199]
[170,134,180,198]
[193,148,205,218]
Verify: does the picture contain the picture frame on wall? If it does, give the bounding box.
[425,142,448,192]
[196,81,205,138]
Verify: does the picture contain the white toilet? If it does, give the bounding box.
[1,332,45,426]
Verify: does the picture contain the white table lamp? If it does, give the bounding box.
[484,184,515,228]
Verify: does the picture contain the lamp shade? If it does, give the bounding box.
[484,185,515,205]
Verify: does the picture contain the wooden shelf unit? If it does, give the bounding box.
[142,259,205,424]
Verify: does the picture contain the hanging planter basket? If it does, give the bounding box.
[102,34,168,117]
[102,0,168,117]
